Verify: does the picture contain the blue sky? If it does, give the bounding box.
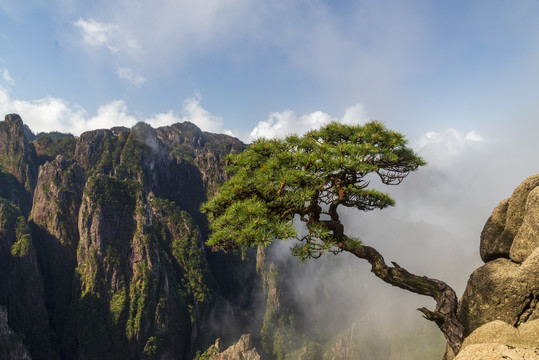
[1,1,539,278]
[2,0,538,139]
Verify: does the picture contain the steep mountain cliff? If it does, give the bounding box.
[0,114,259,360]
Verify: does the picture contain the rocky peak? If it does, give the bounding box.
[4,113,22,123]
[110,126,130,137]
[157,122,204,147]
[0,114,38,213]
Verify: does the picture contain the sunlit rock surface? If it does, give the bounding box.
[461,319,539,349]
[455,343,539,360]
[458,247,539,333]
[511,186,539,263]
[205,334,261,360]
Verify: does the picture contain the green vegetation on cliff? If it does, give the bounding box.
[33,135,77,162]
[0,199,31,258]
[10,216,31,257]
[151,197,209,303]
[85,174,139,211]
[126,262,154,340]
[7,115,427,360]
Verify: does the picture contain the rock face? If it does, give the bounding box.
[479,198,510,262]
[0,199,52,358]
[458,247,539,333]
[0,114,38,214]
[455,175,539,359]
[0,306,32,360]
[31,154,85,249]
[511,186,539,263]
[29,155,85,358]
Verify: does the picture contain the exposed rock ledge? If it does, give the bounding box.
[454,319,539,360]
[204,334,261,360]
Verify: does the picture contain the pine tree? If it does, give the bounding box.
[202,121,465,354]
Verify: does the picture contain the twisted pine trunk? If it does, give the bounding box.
[338,240,466,356]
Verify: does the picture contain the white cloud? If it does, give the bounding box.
[341,103,368,125]
[146,93,230,135]
[181,95,224,133]
[145,110,180,129]
[465,131,485,142]
[74,18,120,53]
[73,18,141,56]
[68,1,254,70]
[0,85,137,135]
[85,100,138,131]
[116,67,146,87]
[414,128,485,167]
[1,68,14,87]
[1,73,368,143]
[249,103,369,141]
[379,127,496,250]
[1,78,229,136]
